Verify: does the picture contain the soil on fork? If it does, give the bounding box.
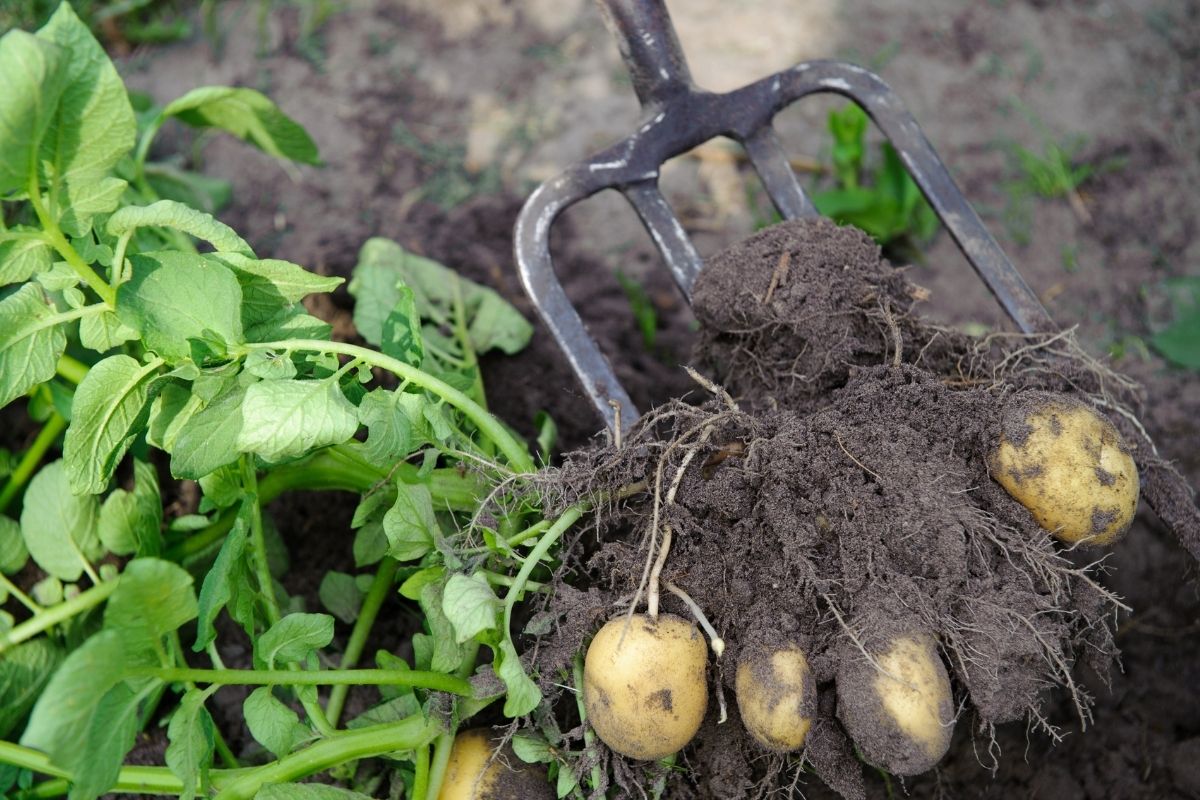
[528,218,1196,799]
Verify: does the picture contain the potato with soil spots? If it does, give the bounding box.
[438,729,553,800]
[735,643,816,751]
[583,613,708,760]
[990,392,1139,545]
[836,633,954,776]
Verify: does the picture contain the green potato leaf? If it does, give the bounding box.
[117,251,244,362]
[0,30,67,195]
[382,482,439,562]
[104,558,198,654]
[0,517,29,575]
[107,200,253,256]
[162,87,320,166]
[442,573,500,644]
[255,613,335,669]
[20,460,101,581]
[97,458,163,556]
[0,638,63,739]
[236,378,358,463]
[0,232,54,286]
[0,283,68,408]
[244,687,311,759]
[165,687,217,800]
[169,382,246,480]
[63,354,166,495]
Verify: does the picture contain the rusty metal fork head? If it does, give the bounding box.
[514,0,1054,434]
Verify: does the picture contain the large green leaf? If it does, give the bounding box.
[382,482,439,562]
[0,638,63,738]
[165,688,216,800]
[441,573,500,644]
[36,3,136,234]
[236,378,358,463]
[170,382,245,479]
[107,200,253,255]
[213,253,341,328]
[0,231,54,286]
[162,87,319,166]
[243,687,310,759]
[350,238,532,356]
[254,613,334,669]
[20,460,101,581]
[63,354,165,495]
[117,252,244,362]
[0,30,67,195]
[193,505,254,651]
[0,282,68,407]
[104,558,198,654]
[0,516,29,574]
[97,458,163,557]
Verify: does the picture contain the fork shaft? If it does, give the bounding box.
[594,0,693,106]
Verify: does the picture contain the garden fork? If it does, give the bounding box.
[513,0,1056,435]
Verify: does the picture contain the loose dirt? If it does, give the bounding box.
[532,219,1197,799]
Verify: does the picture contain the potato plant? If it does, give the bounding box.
[0,7,587,799]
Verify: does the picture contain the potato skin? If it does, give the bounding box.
[836,634,954,776]
[735,643,816,751]
[583,613,708,760]
[438,729,553,800]
[990,393,1139,545]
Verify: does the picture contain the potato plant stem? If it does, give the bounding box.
[422,732,456,800]
[0,412,66,513]
[410,745,432,800]
[26,177,116,306]
[240,456,336,737]
[0,574,40,615]
[326,556,400,726]
[55,354,89,385]
[0,579,117,655]
[125,666,472,694]
[212,715,442,800]
[0,742,187,797]
[572,652,605,793]
[244,340,534,472]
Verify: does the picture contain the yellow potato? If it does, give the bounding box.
[735,643,816,751]
[837,633,954,776]
[990,393,1139,545]
[438,729,553,800]
[583,613,708,760]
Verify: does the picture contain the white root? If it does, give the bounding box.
[665,580,725,658]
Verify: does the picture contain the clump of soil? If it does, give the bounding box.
[528,219,1199,799]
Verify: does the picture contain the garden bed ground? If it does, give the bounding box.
[5,0,1195,797]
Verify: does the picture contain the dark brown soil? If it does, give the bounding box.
[532,219,1200,799]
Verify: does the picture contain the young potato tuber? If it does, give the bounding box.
[437,728,553,800]
[735,643,816,751]
[990,392,1139,545]
[583,613,709,760]
[836,633,954,776]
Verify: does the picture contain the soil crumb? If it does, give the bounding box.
[529,218,1199,799]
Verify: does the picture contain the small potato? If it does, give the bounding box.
[735,643,816,751]
[837,633,954,776]
[990,392,1139,545]
[583,613,708,760]
[438,729,553,800]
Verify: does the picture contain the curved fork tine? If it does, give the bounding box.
[623,179,704,299]
[514,168,637,435]
[765,60,1057,335]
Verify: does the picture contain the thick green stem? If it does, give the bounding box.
[423,732,456,800]
[503,506,585,633]
[0,579,117,655]
[56,354,89,385]
[326,557,400,725]
[0,412,66,513]
[240,456,335,736]
[126,666,472,694]
[0,573,41,614]
[239,457,279,625]
[244,340,534,472]
[213,715,441,800]
[573,653,605,793]
[0,742,187,797]
[410,744,432,800]
[172,450,482,564]
[27,178,116,306]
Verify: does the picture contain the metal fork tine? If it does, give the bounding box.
[622,179,705,299]
[741,127,818,220]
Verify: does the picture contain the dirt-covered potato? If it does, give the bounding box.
[991,392,1139,545]
[583,613,708,760]
[836,633,954,776]
[438,728,553,800]
[735,643,816,751]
